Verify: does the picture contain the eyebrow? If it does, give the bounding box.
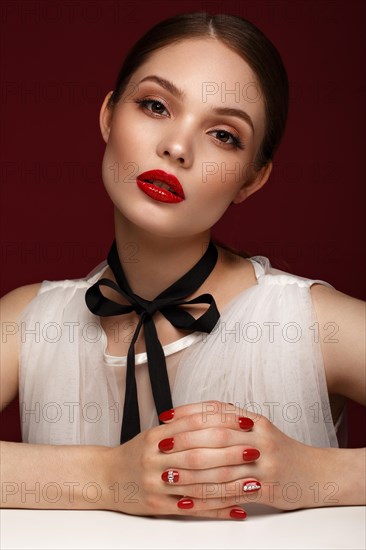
[209,107,254,135]
[138,75,186,100]
[137,75,255,134]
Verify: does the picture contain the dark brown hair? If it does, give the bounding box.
[108,11,289,170]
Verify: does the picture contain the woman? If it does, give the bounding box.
[1,12,365,520]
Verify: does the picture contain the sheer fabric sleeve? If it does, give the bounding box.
[172,257,339,448]
[17,264,111,445]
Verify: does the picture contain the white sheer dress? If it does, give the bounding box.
[18,255,344,448]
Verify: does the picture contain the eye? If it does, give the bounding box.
[209,129,244,150]
[135,98,170,117]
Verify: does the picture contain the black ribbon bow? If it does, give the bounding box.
[85,239,220,443]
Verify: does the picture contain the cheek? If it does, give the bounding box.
[187,184,236,229]
[194,162,244,204]
[101,131,141,192]
[108,125,140,161]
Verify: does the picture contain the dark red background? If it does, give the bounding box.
[1,0,365,446]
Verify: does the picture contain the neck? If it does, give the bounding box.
[110,210,214,300]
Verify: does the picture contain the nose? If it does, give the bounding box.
[156,126,194,168]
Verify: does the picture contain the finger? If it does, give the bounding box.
[158,426,259,452]
[177,506,248,520]
[157,411,256,444]
[159,400,260,424]
[163,477,262,501]
[174,493,251,512]
[160,497,248,520]
[160,461,260,486]
[160,444,258,470]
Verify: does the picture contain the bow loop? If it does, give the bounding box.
[161,296,220,333]
[85,278,136,317]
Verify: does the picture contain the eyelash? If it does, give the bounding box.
[134,98,245,150]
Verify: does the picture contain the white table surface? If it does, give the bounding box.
[1,505,365,550]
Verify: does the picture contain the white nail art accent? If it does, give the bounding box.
[243,481,261,492]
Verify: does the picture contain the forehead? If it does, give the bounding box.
[127,38,266,137]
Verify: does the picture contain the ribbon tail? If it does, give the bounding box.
[144,317,173,423]
[120,317,144,443]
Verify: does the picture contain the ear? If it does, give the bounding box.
[99,91,114,143]
[232,161,273,204]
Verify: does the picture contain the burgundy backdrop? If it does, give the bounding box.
[1,0,365,446]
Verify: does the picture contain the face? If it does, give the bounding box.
[99,38,272,239]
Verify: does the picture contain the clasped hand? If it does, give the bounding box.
[108,401,322,519]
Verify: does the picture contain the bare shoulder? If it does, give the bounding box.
[309,283,365,334]
[1,283,42,410]
[310,281,364,303]
[1,282,43,327]
[309,283,366,404]
[1,282,42,308]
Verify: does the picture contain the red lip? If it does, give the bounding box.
[136,169,185,203]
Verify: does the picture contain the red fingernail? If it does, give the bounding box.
[238,417,254,430]
[242,448,260,461]
[230,508,247,520]
[177,498,194,509]
[158,437,174,452]
[159,409,175,422]
[161,470,179,484]
[243,480,261,493]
